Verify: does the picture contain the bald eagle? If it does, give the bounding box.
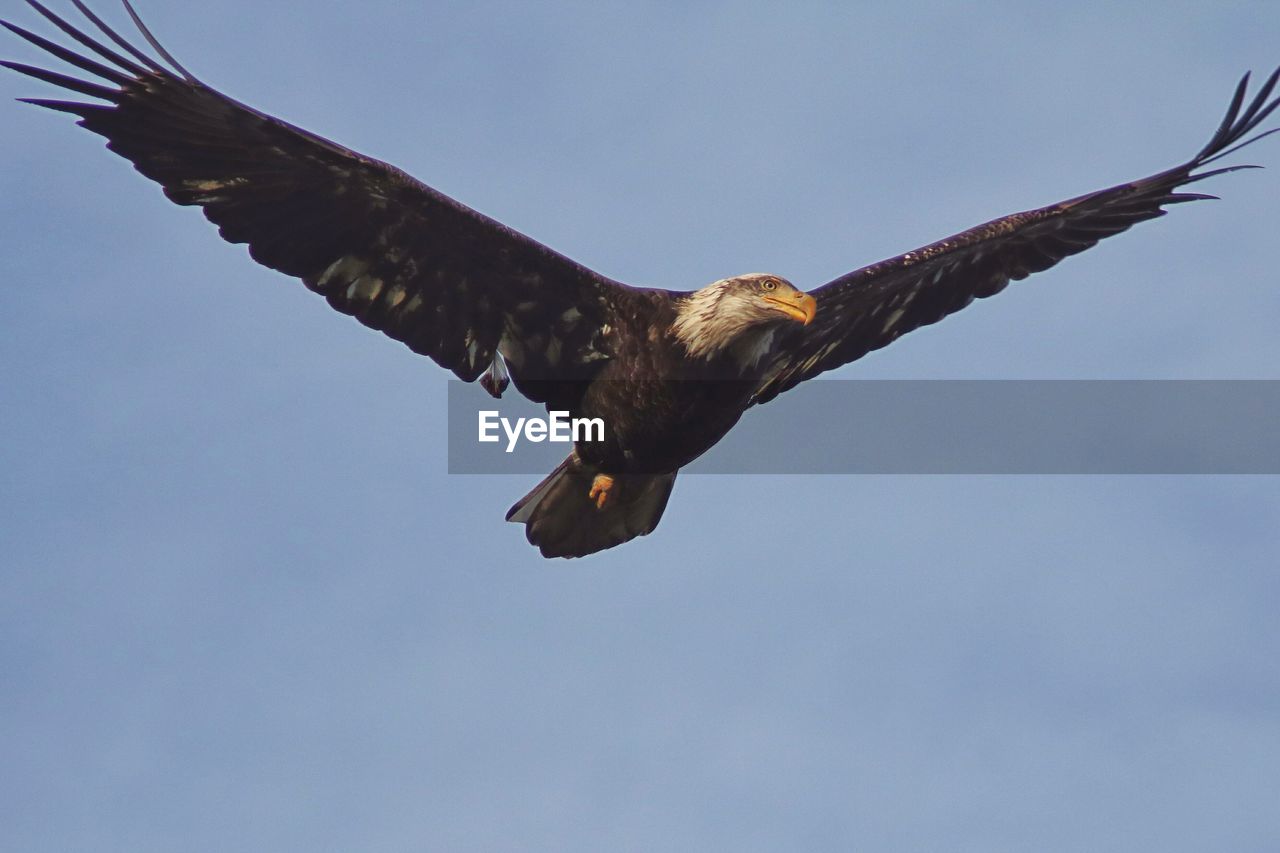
[4,2,1278,557]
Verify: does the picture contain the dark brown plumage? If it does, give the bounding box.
[5,1,1277,557]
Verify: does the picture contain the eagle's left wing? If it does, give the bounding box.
[753,70,1279,406]
[3,0,639,411]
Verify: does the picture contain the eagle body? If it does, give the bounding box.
[569,288,768,475]
[574,370,757,475]
[505,283,761,475]
[505,281,798,558]
[4,1,1277,557]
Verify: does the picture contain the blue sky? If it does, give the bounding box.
[2,1,1279,850]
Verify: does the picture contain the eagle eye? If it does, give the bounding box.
[761,279,778,291]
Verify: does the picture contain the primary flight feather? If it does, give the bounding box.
[4,0,1277,557]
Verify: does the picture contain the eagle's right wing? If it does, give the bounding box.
[753,68,1279,405]
[3,0,634,404]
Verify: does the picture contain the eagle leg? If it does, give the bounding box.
[588,473,615,509]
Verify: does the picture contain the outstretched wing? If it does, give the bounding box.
[2,0,633,404]
[753,69,1280,405]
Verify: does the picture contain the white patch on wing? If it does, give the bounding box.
[498,331,526,370]
[182,178,247,192]
[401,293,424,316]
[346,276,383,302]
[385,285,408,309]
[730,326,777,370]
[318,256,370,289]
[881,307,906,333]
[559,307,583,328]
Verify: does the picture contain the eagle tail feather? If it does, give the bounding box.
[506,457,676,559]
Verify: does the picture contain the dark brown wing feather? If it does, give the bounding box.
[2,0,636,407]
[753,69,1280,405]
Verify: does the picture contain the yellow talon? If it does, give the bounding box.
[589,474,615,509]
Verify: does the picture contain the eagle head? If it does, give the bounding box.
[672,273,818,365]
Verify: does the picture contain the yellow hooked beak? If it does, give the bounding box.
[762,291,818,325]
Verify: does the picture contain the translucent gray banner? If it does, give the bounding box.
[446,380,1280,474]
